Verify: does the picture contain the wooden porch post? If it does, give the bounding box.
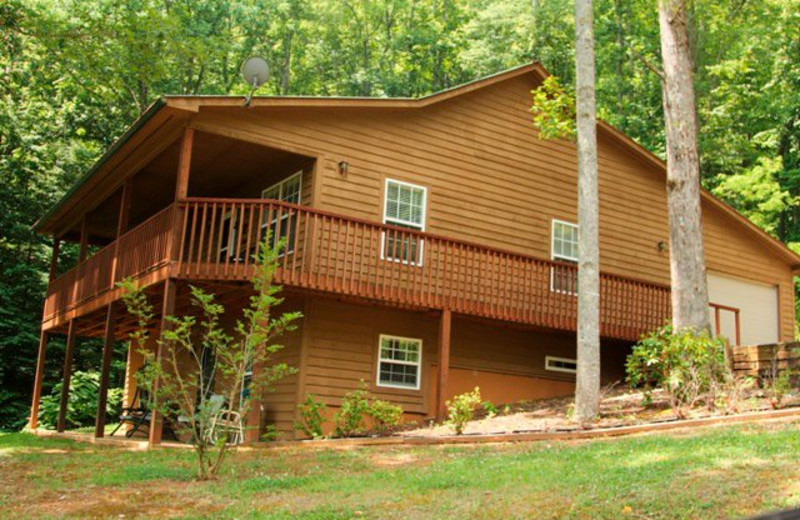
[57,320,77,433]
[149,279,176,446]
[78,216,89,263]
[48,238,61,282]
[435,308,452,422]
[95,303,117,438]
[244,360,264,443]
[175,127,194,200]
[110,179,133,286]
[29,330,50,429]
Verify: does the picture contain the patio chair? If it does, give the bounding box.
[110,386,151,438]
[206,407,245,445]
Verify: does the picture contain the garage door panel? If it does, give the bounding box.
[707,272,778,346]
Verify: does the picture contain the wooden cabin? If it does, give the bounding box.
[29,62,800,442]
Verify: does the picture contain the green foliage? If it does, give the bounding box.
[626,325,730,418]
[530,76,576,140]
[445,387,482,435]
[761,346,799,409]
[5,0,800,431]
[333,382,370,438]
[366,399,403,436]
[294,394,328,439]
[38,371,122,430]
[481,400,498,418]
[260,424,280,443]
[120,235,300,480]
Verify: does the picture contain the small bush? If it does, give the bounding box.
[761,346,799,409]
[333,383,370,437]
[627,325,729,419]
[481,400,498,418]
[38,371,122,430]
[445,387,481,435]
[294,394,328,439]
[367,399,403,436]
[261,424,280,442]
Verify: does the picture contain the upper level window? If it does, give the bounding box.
[262,171,302,204]
[261,171,303,253]
[377,335,422,390]
[551,219,578,294]
[383,179,426,265]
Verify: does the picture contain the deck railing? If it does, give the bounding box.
[43,198,673,339]
[175,198,672,339]
[43,206,174,321]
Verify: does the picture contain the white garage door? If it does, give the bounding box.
[707,272,779,346]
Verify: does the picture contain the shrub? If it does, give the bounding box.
[261,424,280,442]
[294,394,328,439]
[38,371,122,430]
[367,399,403,436]
[445,387,481,435]
[120,235,301,480]
[626,325,729,419]
[761,346,799,409]
[481,400,498,418]
[333,382,370,437]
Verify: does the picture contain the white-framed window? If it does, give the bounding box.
[551,219,579,294]
[262,171,302,204]
[545,356,577,374]
[382,179,426,265]
[261,171,303,254]
[376,334,422,390]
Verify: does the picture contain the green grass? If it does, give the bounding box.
[2,421,800,519]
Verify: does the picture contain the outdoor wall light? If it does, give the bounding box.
[338,161,349,177]
[657,241,668,252]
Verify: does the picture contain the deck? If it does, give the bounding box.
[43,198,672,340]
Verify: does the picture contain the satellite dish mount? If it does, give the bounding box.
[241,56,270,107]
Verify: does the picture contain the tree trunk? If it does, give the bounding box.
[658,0,711,332]
[574,0,601,423]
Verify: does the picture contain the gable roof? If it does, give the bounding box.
[33,62,800,269]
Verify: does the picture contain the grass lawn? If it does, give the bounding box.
[2,420,799,519]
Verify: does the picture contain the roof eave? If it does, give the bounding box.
[32,98,168,234]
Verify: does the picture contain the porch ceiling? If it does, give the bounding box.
[53,131,315,243]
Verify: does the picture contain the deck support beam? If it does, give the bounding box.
[95,303,117,437]
[245,360,264,444]
[149,279,176,446]
[29,330,50,429]
[435,308,452,422]
[57,320,77,432]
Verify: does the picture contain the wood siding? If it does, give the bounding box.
[298,298,631,426]
[192,73,795,341]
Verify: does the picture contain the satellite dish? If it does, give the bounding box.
[241,56,269,107]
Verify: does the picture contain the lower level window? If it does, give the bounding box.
[377,335,422,390]
[545,356,577,374]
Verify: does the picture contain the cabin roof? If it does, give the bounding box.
[33,62,800,268]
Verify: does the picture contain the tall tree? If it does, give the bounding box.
[658,0,711,331]
[574,0,600,421]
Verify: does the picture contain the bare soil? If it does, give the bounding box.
[400,386,800,437]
